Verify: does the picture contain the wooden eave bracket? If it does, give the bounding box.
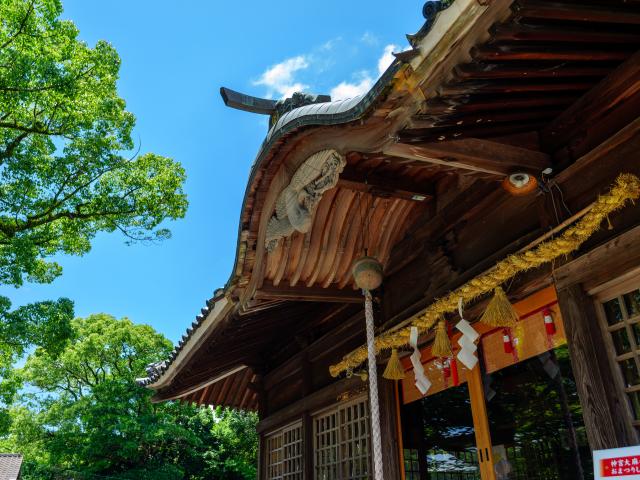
[337,164,434,202]
[383,138,551,176]
[254,281,362,304]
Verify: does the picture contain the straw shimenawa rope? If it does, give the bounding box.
[330,173,640,377]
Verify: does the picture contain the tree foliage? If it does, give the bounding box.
[0,296,73,433]
[0,0,188,287]
[0,0,188,436]
[1,314,258,480]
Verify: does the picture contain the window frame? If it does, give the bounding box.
[593,273,640,431]
[265,420,304,480]
[312,395,372,480]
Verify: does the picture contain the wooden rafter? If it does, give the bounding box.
[514,0,640,25]
[491,23,640,45]
[384,138,551,176]
[254,281,362,304]
[454,64,612,81]
[410,107,563,130]
[541,50,640,154]
[337,165,434,202]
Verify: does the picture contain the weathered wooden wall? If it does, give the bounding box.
[555,226,640,449]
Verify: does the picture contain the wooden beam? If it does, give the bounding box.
[554,225,640,292]
[255,281,362,303]
[256,376,363,434]
[337,165,434,202]
[262,305,357,391]
[378,374,402,480]
[557,284,638,449]
[410,107,562,130]
[425,94,577,115]
[473,46,630,62]
[542,50,640,154]
[384,138,550,176]
[440,80,593,96]
[467,363,496,480]
[515,1,640,25]
[491,23,640,45]
[455,63,611,81]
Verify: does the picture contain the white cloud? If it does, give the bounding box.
[255,42,412,103]
[320,37,341,51]
[329,43,406,100]
[361,32,378,45]
[254,55,309,99]
[330,76,374,101]
[378,44,398,76]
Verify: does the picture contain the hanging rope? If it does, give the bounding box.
[330,172,640,377]
[364,289,385,480]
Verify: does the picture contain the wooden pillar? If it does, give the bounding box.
[251,373,268,419]
[557,284,638,449]
[301,352,314,480]
[303,412,314,480]
[395,383,407,480]
[467,364,496,480]
[257,433,265,480]
[252,373,268,480]
[377,374,402,480]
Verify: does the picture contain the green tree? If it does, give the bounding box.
[1,314,258,480]
[0,0,187,286]
[0,0,187,431]
[0,296,73,433]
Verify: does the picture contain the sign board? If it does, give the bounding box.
[594,446,640,479]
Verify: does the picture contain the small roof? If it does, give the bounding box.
[0,454,22,480]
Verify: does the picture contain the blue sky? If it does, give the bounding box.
[2,1,422,344]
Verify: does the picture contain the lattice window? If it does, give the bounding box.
[403,448,421,480]
[314,397,371,480]
[598,282,640,434]
[266,422,303,480]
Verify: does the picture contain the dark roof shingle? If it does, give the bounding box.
[0,454,23,480]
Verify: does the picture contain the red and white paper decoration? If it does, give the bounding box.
[409,326,431,395]
[455,298,480,370]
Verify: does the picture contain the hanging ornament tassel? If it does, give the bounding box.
[383,348,405,380]
[480,287,519,327]
[432,318,452,358]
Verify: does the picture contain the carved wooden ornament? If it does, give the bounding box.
[265,149,346,251]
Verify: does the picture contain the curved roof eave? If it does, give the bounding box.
[224,60,403,292]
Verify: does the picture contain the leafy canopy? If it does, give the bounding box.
[0,296,73,433]
[2,314,258,480]
[0,0,188,287]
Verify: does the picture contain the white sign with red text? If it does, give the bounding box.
[594,446,640,479]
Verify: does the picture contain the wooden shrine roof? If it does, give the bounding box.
[0,454,22,480]
[140,0,640,410]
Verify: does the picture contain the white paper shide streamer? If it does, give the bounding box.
[455,298,479,370]
[409,326,431,395]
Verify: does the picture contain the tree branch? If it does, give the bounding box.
[0,0,36,51]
